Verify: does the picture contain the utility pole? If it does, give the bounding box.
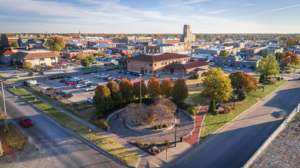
[1,81,8,133]
[139,74,142,104]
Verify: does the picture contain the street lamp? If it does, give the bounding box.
[91,73,94,84]
[175,120,180,147]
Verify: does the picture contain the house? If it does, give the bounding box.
[0,49,15,64]
[10,50,59,67]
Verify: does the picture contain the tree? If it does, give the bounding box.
[201,68,233,102]
[256,54,280,79]
[280,52,299,65]
[172,79,188,105]
[81,59,90,67]
[53,43,61,51]
[86,54,96,63]
[53,36,65,49]
[161,78,173,98]
[242,73,258,93]
[11,42,19,47]
[285,38,298,47]
[133,78,147,98]
[22,62,33,70]
[46,38,54,49]
[228,71,245,93]
[147,77,161,99]
[119,78,133,102]
[93,85,113,113]
[208,100,216,112]
[75,52,85,61]
[259,74,265,83]
[219,50,228,57]
[107,81,123,107]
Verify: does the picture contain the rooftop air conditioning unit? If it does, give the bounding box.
[179,61,186,64]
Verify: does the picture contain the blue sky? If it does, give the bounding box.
[0,0,300,33]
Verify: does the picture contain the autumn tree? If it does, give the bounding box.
[75,52,85,61]
[285,38,298,47]
[53,43,61,51]
[243,73,258,93]
[201,68,232,112]
[280,52,299,65]
[107,81,123,107]
[172,79,188,106]
[119,78,133,102]
[46,38,54,49]
[11,42,19,47]
[53,36,65,49]
[81,59,90,67]
[133,78,147,98]
[161,78,173,98]
[147,77,161,99]
[229,71,245,93]
[22,62,33,70]
[93,85,113,113]
[86,54,96,63]
[256,54,280,79]
[219,50,228,57]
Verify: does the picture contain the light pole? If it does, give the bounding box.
[91,73,94,84]
[139,74,142,104]
[175,120,180,147]
[181,69,184,78]
[1,81,8,133]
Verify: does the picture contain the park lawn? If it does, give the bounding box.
[0,123,26,149]
[185,77,204,85]
[200,79,287,140]
[8,86,140,164]
[185,91,207,111]
[79,67,103,71]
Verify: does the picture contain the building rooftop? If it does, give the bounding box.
[166,60,209,70]
[128,53,191,62]
[10,51,59,59]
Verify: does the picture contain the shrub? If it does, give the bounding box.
[208,100,216,112]
[0,113,5,120]
[146,114,156,124]
[276,77,281,81]
[165,139,170,147]
[135,139,142,146]
[195,74,199,79]
[147,148,151,153]
[212,110,219,116]
[163,123,169,128]
[97,119,108,131]
[189,109,196,116]
[157,148,161,153]
[153,125,159,130]
[152,151,157,156]
[141,143,144,145]
[270,80,276,84]
[147,143,150,146]
[180,102,189,110]
[150,141,157,146]
[237,90,247,101]
[158,125,162,129]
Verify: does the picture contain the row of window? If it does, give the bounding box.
[39,57,56,61]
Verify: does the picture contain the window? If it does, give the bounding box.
[128,61,130,63]
[145,70,147,73]
[150,70,152,74]
[165,62,167,65]
[51,57,55,60]
[51,62,56,65]
[40,63,45,66]
[149,63,152,66]
[154,70,156,74]
[40,58,45,61]
[161,62,163,65]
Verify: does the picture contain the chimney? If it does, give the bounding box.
[25,46,28,51]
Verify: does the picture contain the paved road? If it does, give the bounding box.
[0,88,124,168]
[167,73,300,168]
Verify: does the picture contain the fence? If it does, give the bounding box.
[23,81,94,111]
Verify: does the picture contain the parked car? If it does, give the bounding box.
[66,82,76,86]
[55,91,66,95]
[116,76,122,80]
[93,74,101,78]
[34,84,41,87]
[172,78,178,81]
[86,86,96,92]
[12,74,19,78]
[62,93,73,98]
[118,70,124,73]
[116,79,121,84]
[38,71,44,75]
[19,117,33,127]
[74,84,86,89]
[129,72,135,75]
[86,97,93,103]
[123,70,127,74]
[28,72,34,76]
[237,67,240,69]
[106,76,112,81]
[153,74,160,78]
[224,66,228,68]
[46,87,55,91]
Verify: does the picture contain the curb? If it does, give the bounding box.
[198,80,288,145]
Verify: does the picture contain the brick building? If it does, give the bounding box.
[1,34,18,47]
[156,38,180,44]
[107,47,133,55]
[62,49,95,59]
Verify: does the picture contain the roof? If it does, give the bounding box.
[108,47,132,51]
[166,60,209,70]
[128,53,191,62]
[10,51,59,60]
[0,49,14,55]
[60,61,71,65]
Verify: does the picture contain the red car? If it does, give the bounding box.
[67,82,76,86]
[19,117,33,127]
[116,76,122,80]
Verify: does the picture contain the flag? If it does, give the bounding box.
[287,56,291,58]
[131,77,141,84]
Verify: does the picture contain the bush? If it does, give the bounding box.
[157,148,161,153]
[270,80,276,84]
[190,109,196,116]
[153,125,159,130]
[150,141,157,146]
[165,139,170,147]
[158,125,162,129]
[152,151,157,156]
[237,90,247,101]
[0,113,5,120]
[147,148,151,153]
[195,74,199,79]
[163,123,169,128]
[135,139,142,146]
[146,114,156,124]
[276,77,281,81]
[97,119,108,131]
[180,102,189,110]
[212,110,219,116]
[147,143,150,146]
[208,100,216,112]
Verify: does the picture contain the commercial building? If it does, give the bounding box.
[1,34,18,47]
[261,47,283,57]
[107,47,133,55]
[214,55,259,69]
[156,38,180,44]
[113,36,152,43]
[244,46,268,58]
[0,47,35,64]
[180,25,195,43]
[62,49,95,59]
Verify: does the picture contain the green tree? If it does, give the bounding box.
[208,100,216,113]
[53,43,61,51]
[161,78,173,98]
[172,79,188,106]
[256,54,280,79]
[11,42,19,47]
[259,74,265,83]
[133,78,147,98]
[228,71,244,93]
[93,85,113,113]
[219,50,228,57]
[53,36,65,48]
[75,53,85,61]
[107,81,123,107]
[147,77,161,99]
[46,38,54,49]
[201,68,233,102]
[81,59,90,67]
[119,78,133,102]
[86,54,96,63]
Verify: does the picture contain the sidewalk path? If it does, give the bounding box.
[0,135,17,160]
[183,100,209,146]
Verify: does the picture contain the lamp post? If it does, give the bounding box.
[175,120,180,147]
[139,74,142,104]
[91,73,94,84]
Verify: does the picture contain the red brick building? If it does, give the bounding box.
[126,53,209,75]
[62,49,95,59]
[107,47,133,55]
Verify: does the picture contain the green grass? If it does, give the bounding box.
[8,86,140,164]
[0,123,26,149]
[185,90,207,111]
[185,77,205,84]
[79,67,103,71]
[200,80,287,140]
[290,64,300,69]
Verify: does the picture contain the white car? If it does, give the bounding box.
[224,66,228,68]
[172,78,178,81]
[86,97,93,103]
[12,74,19,78]
[237,67,240,70]
[74,84,86,89]
[98,74,106,79]
[86,86,96,91]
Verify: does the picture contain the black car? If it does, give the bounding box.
[55,91,66,95]
[118,70,123,73]
[62,93,73,98]
[28,72,34,76]
[60,79,66,83]
[123,70,127,74]
[86,83,93,87]
[38,71,44,75]
[130,72,135,75]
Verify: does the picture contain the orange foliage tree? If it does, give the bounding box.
[147,77,161,99]
[229,71,258,93]
[119,78,133,102]
[161,78,173,98]
[93,85,113,113]
[280,52,299,65]
[22,62,33,70]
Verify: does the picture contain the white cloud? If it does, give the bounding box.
[242,4,258,6]
[207,10,229,14]
[151,0,209,9]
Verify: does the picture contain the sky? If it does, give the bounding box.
[0,0,300,34]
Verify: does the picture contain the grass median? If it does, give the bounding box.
[0,123,27,149]
[8,86,140,164]
[200,80,287,140]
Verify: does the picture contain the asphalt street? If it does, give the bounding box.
[0,88,125,168]
[166,72,300,168]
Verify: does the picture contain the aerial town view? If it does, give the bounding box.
[0,0,300,168]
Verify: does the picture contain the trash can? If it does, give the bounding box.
[180,137,183,142]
